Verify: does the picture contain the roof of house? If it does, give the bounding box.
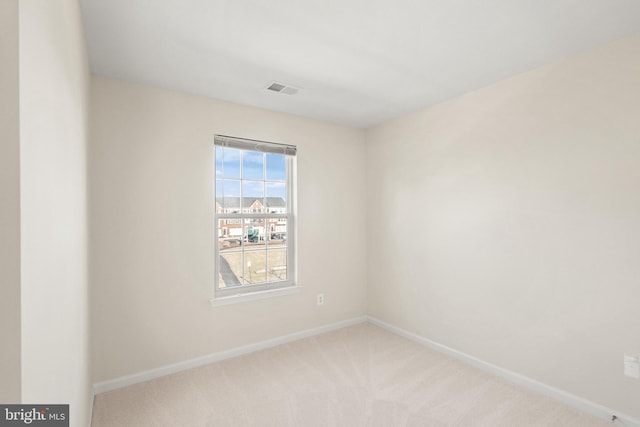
[216,197,286,209]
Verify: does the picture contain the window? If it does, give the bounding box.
[214,135,296,299]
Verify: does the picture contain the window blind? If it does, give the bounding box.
[214,135,297,156]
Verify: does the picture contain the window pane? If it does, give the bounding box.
[222,148,241,179]
[242,151,264,180]
[215,147,224,178]
[244,218,266,247]
[221,180,241,212]
[242,181,264,212]
[218,219,243,252]
[215,180,223,213]
[266,153,286,181]
[267,248,287,282]
[219,252,243,288]
[266,218,287,247]
[244,250,267,285]
[266,182,287,213]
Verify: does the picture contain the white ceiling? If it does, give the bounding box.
[80,0,640,128]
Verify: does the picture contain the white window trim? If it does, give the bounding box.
[212,135,297,302]
[209,286,302,307]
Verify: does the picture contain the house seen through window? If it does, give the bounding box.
[214,135,296,298]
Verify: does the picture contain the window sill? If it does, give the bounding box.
[210,286,301,307]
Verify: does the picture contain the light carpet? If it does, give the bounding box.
[91,323,610,426]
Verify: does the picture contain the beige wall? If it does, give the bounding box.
[0,0,21,403]
[19,1,91,425]
[89,76,367,382]
[366,33,640,418]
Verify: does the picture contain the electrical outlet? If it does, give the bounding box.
[624,354,640,379]
[316,293,324,306]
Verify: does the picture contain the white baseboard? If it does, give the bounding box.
[93,316,367,395]
[367,316,640,427]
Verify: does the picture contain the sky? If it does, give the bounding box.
[215,147,287,200]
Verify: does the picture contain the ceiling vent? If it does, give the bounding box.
[266,82,299,95]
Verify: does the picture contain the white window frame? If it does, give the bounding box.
[213,135,297,301]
